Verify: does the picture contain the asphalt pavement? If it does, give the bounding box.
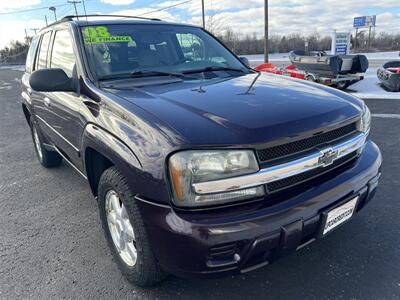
[0,69,399,299]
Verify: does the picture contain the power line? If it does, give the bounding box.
[137,0,193,17]
[133,0,224,26]
[0,3,69,16]
[57,5,76,18]
[139,0,208,22]
[67,0,81,17]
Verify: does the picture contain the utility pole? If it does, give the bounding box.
[68,0,81,17]
[82,0,88,17]
[45,15,48,26]
[355,28,358,51]
[264,0,269,63]
[201,0,205,29]
[49,6,57,21]
[24,29,29,44]
[30,28,39,35]
[367,25,372,51]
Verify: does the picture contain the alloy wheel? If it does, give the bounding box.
[105,190,137,267]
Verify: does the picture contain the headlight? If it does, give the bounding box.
[168,150,265,207]
[358,105,371,134]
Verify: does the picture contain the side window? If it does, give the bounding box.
[176,33,205,61]
[25,36,39,73]
[50,30,76,77]
[176,33,226,64]
[37,32,52,70]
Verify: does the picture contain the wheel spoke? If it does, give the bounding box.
[123,219,135,241]
[121,204,128,219]
[120,205,135,241]
[125,243,137,263]
[105,189,137,267]
[119,236,126,251]
[107,211,117,225]
[112,229,122,252]
[110,194,122,217]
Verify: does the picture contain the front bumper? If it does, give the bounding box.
[136,141,382,278]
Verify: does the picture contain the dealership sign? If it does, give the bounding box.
[354,15,376,28]
[332,32,351,55]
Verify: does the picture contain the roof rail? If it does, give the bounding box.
[61,14,162,22]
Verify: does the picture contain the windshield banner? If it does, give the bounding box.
[82,26,133,45]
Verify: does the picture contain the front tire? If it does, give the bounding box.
[98,167,166,286]
[30,118,62,168]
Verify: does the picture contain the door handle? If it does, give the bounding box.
[44,97,51,108]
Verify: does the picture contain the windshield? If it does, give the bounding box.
[81,24,249,80]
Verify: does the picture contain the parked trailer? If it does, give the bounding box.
[303,72,364,90]
[255,63,364,90]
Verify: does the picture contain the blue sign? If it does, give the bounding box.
[354,16,366,28]
[335,45,348,55]
[333,32,351,55]
[354,15,376,28]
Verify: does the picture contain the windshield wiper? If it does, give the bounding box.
[183,66,246,74]
[99,70,192,81]
[130,70,188,78]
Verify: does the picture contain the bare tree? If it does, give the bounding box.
[206,13,226,35]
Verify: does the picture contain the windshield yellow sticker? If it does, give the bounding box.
[83,26,133,44]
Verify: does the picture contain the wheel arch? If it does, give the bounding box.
[22,103,32,126]
[82,124,142,197]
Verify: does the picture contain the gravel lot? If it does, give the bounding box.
[0,69,399,299]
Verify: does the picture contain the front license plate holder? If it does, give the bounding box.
[318,196,359,237]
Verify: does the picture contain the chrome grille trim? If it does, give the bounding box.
[256,122,358,163]
[192,132,367,195]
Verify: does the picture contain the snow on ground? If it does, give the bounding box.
[0,65,25,71]
[358,51,400,60]
[245,51,399,63]
[348,68,400,100]
[245,53,289,63]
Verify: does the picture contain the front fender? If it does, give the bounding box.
[82,123,141,171]
[81,124,171,204]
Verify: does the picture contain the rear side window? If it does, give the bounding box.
[25,36,39,73]
[50,30,76,77]
[37,32,52,70]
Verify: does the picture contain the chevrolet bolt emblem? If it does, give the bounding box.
[318,148,338,167]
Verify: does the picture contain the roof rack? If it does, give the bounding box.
[61,14,162,22]
[39,14,163,32]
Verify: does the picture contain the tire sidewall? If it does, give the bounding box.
[98,176,144,278]
[30,119,44,164]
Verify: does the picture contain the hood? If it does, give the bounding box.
[104,73,363,146]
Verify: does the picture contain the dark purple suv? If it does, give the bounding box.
[21,15,382,286]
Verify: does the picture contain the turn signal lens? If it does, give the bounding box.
[358,105,371,134]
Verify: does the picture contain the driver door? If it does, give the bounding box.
[44,29,83,170]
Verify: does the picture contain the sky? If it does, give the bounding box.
[0,0,399,49]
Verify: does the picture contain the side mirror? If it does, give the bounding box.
[29,68,77,92]
[239,56,250,67]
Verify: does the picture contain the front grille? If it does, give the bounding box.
[257,122,358,164]
[267,151,358,193]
